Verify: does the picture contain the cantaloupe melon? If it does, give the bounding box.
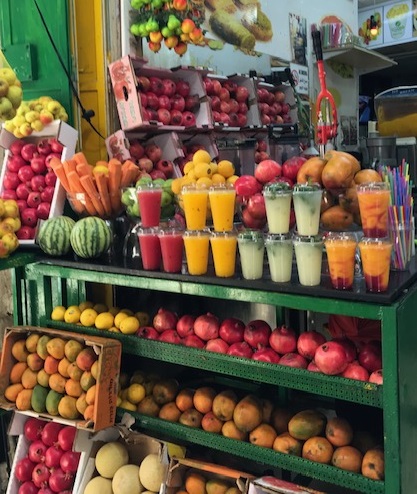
[84,475,113,494]
[139,453,167,492]
[95,441,129,479]
[112,464,143,494]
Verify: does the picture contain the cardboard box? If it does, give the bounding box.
[108,56,212,131]
[249,476,325,494]
[166,457,255,494]
[6,412,90,494]
[0,120,78,247]
[0,326,121,432]
[75,420,169,494]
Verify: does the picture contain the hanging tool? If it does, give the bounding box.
[311,25,338,157]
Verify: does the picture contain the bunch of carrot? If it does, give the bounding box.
[49,152,140,218]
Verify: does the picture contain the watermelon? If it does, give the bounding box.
[70,217,111,259]
[37,216,75,256]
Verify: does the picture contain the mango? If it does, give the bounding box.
[44,356,60,375]
[288,409,327,441]
[4,383,24,402]
[58,395,80,419]
[16,389,33,410]
[320,205,353,232]
[9,362,28,384]
[25,333,40,353]
[65,378,83,398]
[67,362,83,381]
[46,337,66,360]
[36,335,51,360]
[31,384,49,413]
[37,369,50,388]
[11,339,29,362]
[76,347,98,371]
[21,368,38,389]
[58,357,71,378]
[49,373,67,394]
[76,392,88,415]
[27,353,44,371]
[64,339,84,363]
[46,389,64,416]
[80,371,96,392]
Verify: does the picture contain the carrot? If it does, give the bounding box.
[80,175,106,217]
[72,152,89,165]
[95,173,112,218]
[48,159,70,192]
[67,171,96,216]
[108,158,122,167]
[121,160,138,187]
[108,160,123,213]
[62,159,77,178]
[76,162,93,178]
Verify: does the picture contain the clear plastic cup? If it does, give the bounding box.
[293,234,324,286]
[138,227,161,270]
[210,231,237,277]
[292,183,323,236]
[357,182,390,238]
[158,227,184,273]
[265,233,293,283]
[263,182,293,234]
[181,183,209,230]
[136,183,162,227]
[359,237,392,292]
[324,232,357,290]
[183,230,210,275]
[209,184,236,232]
[237,229,265,280]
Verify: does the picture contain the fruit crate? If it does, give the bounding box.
[0,326,121,431]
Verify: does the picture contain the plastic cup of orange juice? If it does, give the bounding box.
[208,184,236,232]
[357,182,390,238]
[358,237,392,292]
[183,230,211,275]
[181,183,209,230]
[324,232,357,290]
[210,231,238,277]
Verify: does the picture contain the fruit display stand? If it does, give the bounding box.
[8,255,417,494]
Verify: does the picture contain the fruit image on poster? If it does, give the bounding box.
[358,8,384,46]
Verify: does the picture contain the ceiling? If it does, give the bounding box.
[358,0,386,8]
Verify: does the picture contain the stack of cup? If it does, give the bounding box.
[292,183,324,286]
[356,182,392,292]
[263,182,293,282]
[136,183,184,273]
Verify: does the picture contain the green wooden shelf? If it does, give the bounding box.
[0,251,37,271]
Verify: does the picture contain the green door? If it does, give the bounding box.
[0,0,73,124]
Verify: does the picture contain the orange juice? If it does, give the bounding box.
[358,238,392,292]
[183,231,210,275]
[182,185,209,230]
[210,232,237,277]
[324,233,357,290]
[357,182,390,237]
[209,185,236,232]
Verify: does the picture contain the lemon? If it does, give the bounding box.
[187,169,197,181]
[51,305,66,321]
[79,300,94,312]
[197,177,212,188]
[194,162,213,179]
[108,326,120,333]
[211,173,226,185]
[181,176,196,187]
[183,161,195,174]
[119,400,137,412]
[64,306,82,324]
[226,174,239,185]
[217,160,235,178]
[192,149,211,164]
[171,177,183,195]
[210,162,218,174]
[93,303,108,314]
[119,316,140,335]
[135,312,150,326]
[94,312,114,330]
[108,306,120,316]
[127,383,146,404]
[80,308,98,327]
[114,311,129,329]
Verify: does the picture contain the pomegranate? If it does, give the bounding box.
[48,468,74,493]
[9,139,26,156]
[227,341,253,359]
[307,360,321,372]
[57,426,76,452]
[341,361,369,381]
[193,313,220,341]
[176,314,197,338]
[18,481,39,494]
[183,334,205,348]
[254,159,282,184]
[153,308,178,333]
[218,317,245,344]
[15,457,36,482]
[28,440,47,463]
[297,331,326,360]
[252,347,280,363]
[205,338,229,354]
[369,369,383,385]
[41,421,64,447]
[332,337,357,363]
[358,340,382,373]
[24,417,45,442]
[32,462,50,488]
[158,329,182,344]
[60,450,81,473]
[45,445,65,468]
[136,326,159,339]
[269,325,297,354]
[314,341,348,375]
[279,352,308,368]
[243,319,271,349]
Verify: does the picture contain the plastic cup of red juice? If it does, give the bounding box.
[138,227,161,270]
[158,227,184,273]
[136,183,162,227]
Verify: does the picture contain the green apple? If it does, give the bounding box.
[128,203,140,217]
[0,68,17,86]
[17,103,30,116]
[30,120,44,132]
[136,176,152,187]
[121,188,135,206]
[161,190,172,207]
[19,122,33,137]
[25,110,40,123]
[0,96,13,116]
[3,108,16,121]
[162,179,174,194]
[0,78,9,98]
[7,85,22,108]
[152,178,165,187]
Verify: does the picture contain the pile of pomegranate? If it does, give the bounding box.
[137,308,383,385]
[1,138,62,239]
[14,418,80,494]
[256,86,291,126]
